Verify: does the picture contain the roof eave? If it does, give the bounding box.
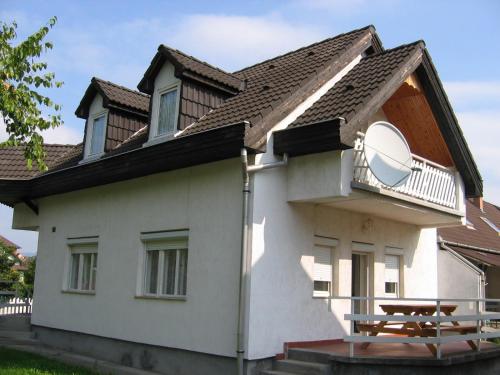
[0,122,251,205]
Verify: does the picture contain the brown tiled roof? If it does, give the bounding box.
[180,26,374,137]
[93,78,150,113]
[0,144,76,179]
[439,200,500,252]
[161,46,243,92]
[47,143,84,173]
[291,41,423,127]
[75,78,150,119]
[0,235,20,249]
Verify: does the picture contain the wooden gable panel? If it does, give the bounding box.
[382,75,454,167]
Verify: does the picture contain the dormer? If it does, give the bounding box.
[75,78,150,161]
[137,45,243,146]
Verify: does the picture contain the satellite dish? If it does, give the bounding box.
[363,121,412,187]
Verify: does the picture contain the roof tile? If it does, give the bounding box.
[291,42,423,127]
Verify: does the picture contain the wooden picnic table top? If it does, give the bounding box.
[379,304,457,315]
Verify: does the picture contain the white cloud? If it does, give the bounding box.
[445,81,500,110]
[169,14,325,71]
[1,116,81,145]
[454,109,500,206]
[40,125,82,145]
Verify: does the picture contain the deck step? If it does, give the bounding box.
[287,348,332,364]
[274,359,330,375]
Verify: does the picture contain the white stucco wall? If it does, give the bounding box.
[30,158,243,357]
[246,154,440,360]
[438,248,482,314]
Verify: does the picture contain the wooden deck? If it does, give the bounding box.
[303,340,499,359]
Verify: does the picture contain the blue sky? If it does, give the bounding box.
[1,0,499,254]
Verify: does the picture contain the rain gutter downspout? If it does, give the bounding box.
[237,148,288,375]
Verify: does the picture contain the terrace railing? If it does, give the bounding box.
[330,296,500,359]
[353,133,458,209]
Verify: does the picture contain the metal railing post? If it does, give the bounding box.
[349,298,354,358]
[436,300,441,359]
[476,299,481,352]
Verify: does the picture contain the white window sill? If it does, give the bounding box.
[142,134,176,148]
[62,289,96,296]
[135,294,186,301]
[312,294,331,299]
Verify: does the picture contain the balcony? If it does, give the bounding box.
[352,132,459,210]
[285,134,465,227]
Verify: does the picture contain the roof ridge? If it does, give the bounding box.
[93,77,150,98]
[161,45,240,81]
[233,25,375,75]
[361,40,425,60]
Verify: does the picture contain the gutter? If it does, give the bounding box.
[440,239,500,255]
[237,148,288,375]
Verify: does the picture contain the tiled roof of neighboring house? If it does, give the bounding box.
[439,200,500,252]
[181,26,374,137]
[0,144,76,179]
[161,45,243,92]
[93,78,150,113]
[291,41,423,127]
[0,235,20,249]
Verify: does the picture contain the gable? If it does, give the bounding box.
[382,74,454,167]
[276,42,482,197]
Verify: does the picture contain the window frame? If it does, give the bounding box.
[146,83,181,145]
[83,110,108,160]
[64,238,99,295]
[384,251,403,298]
[138,231,188,300]
[312,236,338,298]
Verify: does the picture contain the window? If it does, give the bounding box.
[141,232,188,298]
[385,254,400,298]
[68,244,98,292]
[313,245,332,297]
[89,115,106,155]
[157,88,178,136]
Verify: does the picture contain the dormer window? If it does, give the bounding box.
[82,110,107,160]
[144,79,181,147]
[90,114,106,155]
[157,87,178,136]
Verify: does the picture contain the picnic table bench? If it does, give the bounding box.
[356,304,479,356]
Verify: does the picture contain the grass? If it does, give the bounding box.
[0,347,97,375]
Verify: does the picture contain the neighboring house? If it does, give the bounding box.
[438,198,500,309]
[0,25,483,374]
[0,235,27,282]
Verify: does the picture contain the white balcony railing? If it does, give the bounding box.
[353,133,458,209]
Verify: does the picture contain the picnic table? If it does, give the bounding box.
[357,304,479,356]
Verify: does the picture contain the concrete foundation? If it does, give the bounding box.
[32,325,272,375]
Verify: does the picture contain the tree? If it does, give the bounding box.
[0,16,63,170]
[0,241,20,292]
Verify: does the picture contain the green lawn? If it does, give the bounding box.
[0,348,97,375]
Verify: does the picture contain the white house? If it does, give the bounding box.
[0,25,483,374]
